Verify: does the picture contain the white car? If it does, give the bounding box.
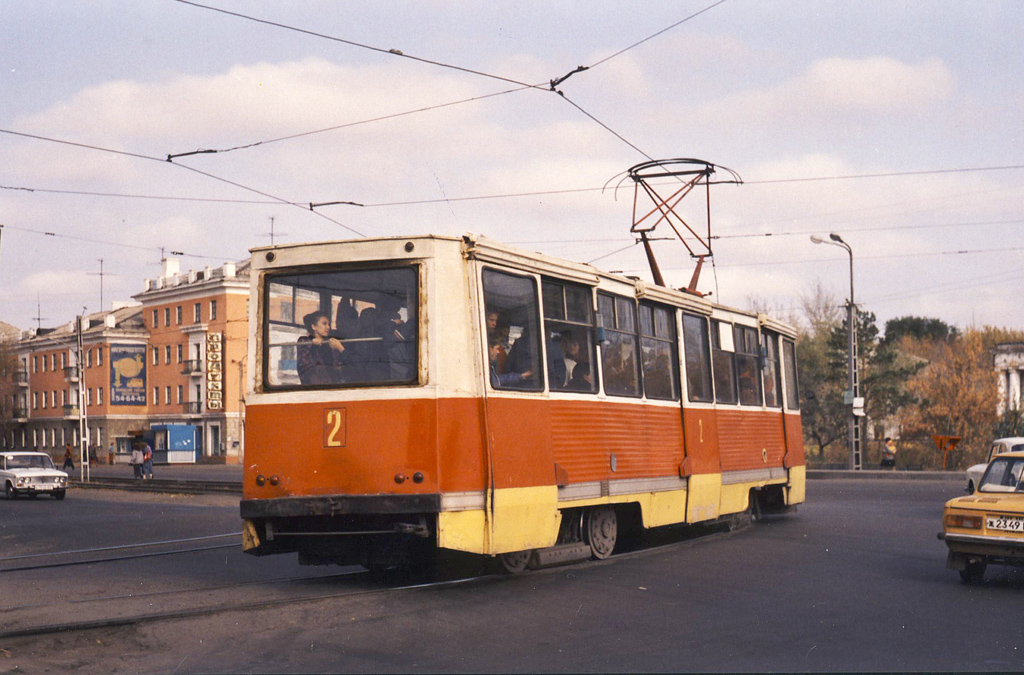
[1,452,69,500]
[966,437,1024,493]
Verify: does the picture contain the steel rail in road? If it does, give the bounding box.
[69,476,242,495]
[0,516,746,641]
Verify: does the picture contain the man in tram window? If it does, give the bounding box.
[489,340,532,388]
[297,310,346,385]
[486,309,509,374]
[563,331,593,392]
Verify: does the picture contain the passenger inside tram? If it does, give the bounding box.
[296,310,347,385]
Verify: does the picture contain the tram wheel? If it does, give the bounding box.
[584,506,617,559]
[498,550,531,574]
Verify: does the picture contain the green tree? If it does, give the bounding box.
[884,316,958,344]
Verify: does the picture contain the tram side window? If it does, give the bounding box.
[782,338,800,411]
[734,325,762,406]
[682,314,713,403]
[263,267,418,388]
[483,269,543,391]
[711,320,737,404]
[639,302,679,401]
[598,293,641,398]
[762,331,783,408]
[543,279,597,393]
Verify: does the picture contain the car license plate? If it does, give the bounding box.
[986,515,1024,532]
[34,484,54,490]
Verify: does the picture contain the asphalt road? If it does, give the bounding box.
[2,479,1022,673]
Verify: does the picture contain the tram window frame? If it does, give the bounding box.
[682,313,714,403]
[542,278,597,394]
[482,268,544,393]
[733,324,763,407]
[639,301,680,401]
[597,292,642,398]
[762,331,783,409]
[711,320,738,405]
[782,338,800,411]
[261,264,420,390]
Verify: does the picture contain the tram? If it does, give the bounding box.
[240,234,804,572]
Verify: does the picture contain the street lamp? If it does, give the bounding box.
[811,232,863,470]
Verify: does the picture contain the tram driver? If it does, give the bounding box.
[297,310,347,385]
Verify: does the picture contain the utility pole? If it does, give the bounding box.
[811,233,863,470]
[87,259,109,312]
[76,314,90,482]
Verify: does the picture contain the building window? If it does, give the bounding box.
[85,389,90,406]
[153,387,160,405]
[164,307,171,326]
[165,386,172,406]
[176,344,183,363]
[210,300,217,321]
[153,309,159,328]
[97,347,103,366]
[165,345,172,364]
[33,356,38,373]
[51,354,57,371]
[86,349,92,368]
[177,385,183,404]
[41,355,47,372]
[153,347,159,366]
[194,302,202,323]
[97,387,104,406]
[63,390,68,406]
[176,306,183,325]
[33,392,38,409]
[61,353,66,369]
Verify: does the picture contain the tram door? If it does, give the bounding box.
[680,313,723,523]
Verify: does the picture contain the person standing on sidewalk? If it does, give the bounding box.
[129,445,144,479]
[62,444,75,471]
[142,442,154,480]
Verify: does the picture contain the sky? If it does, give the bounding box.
[2,0,1023,334]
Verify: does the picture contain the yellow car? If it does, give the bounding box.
[940,450,1024,583]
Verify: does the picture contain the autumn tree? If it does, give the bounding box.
[899,327,1022,469]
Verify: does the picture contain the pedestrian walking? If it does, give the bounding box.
[62,444,75,471]
[129,445,144,479]
[142,443,154,480]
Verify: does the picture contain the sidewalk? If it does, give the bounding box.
[67,462,242,483]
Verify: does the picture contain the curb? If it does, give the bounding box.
[808,469,964,482]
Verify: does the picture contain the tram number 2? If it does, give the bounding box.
[323,408,347,448]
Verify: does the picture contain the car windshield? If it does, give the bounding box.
[979,456,1024,493]
[6,454,55,470]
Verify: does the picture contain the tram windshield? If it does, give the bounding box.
[263,266,418,388]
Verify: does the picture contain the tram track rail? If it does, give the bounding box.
[69,476,242,495]
[0,518,746,641]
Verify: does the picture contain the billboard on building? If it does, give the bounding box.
[110,344,147,405]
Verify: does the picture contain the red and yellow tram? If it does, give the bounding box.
[240,235,804,571]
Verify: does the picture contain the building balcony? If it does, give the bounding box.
[181,359,203,376]
[63,404,81,418]
[64,366,80,382]
[183,401,203,415]
[12,406,28,421]
[15,370,28,386]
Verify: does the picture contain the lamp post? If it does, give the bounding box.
[811,233,863,470]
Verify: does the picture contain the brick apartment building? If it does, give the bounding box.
[4,258,249,464]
